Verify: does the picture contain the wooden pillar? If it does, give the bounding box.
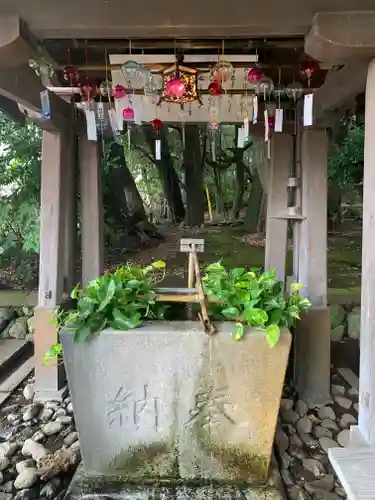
[79,138,104,284]
[34,129,67,401]
[294,128,330,405]
[264,133,292,282]
[62,123,78,294]
[358,57,375,445]
[298,129,328,306]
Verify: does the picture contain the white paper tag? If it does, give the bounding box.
[275,108,284,132]
[303,93,314,127]
[253,95,258,124]
[237,127,245,148]
[264,109,269,142]
[212,140,216,162]
[108,108,119,134]
[97,102,105,121]
[117,105,124,130]
[155,139,161,160]
[85,110,97,142]
[40,90,51,119]
[243,116,249,140]
[267,140,271,159]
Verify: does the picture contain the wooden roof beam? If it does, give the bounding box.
[313,61,369,123]
[305,11,375,64]
[0,63,72,130]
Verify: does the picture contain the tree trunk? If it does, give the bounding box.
[109,142,146,220]
[231,161,245,219]
[183,125,205,226]
[144,125,185,223]
[244,168,264,233]
[213,168,225,216]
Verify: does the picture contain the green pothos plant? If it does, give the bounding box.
[44,260,167,364]
[44,260,311,364]
[202,262,311,346]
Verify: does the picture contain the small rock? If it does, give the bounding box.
[53,409,66,419]
[63,432,78,447]
[288,485,309,500]
[283,424,296,436]
[2,480,14,493]
[7,413,20,425]
[329,304,346,329]
[40,477,61,499]
[305,474,335,493]
[309,413,321,425]
[276,429,289,455]
[313,426,333,439]
[14,469,38,490]
[69,440,80,455]
[30,431,44,443]
[318,406,336,420]
[26,316,35,334]
[296,400,308,417]
[281,451,292,469]
[337,429,350,447]
[321,419,339,431]
[21,440,48,461]
[335,396,352,409]
[332,385,345,396]
[37,447,77,481]
[302,458,326,477]
[44,402,60,412]
[289,433,303,447]
[348,387,359,397]
[319,437,339,452]
[300,433,319,449]
[23,405,41,422]
[354,403,359,412]
[8,317,28,340]
[41,421,63,436]
[56,415,72,425]
[340,413,357,428]
[66,402,74,414]
[0,458,9,472]
[39,409,53,422]
[331,325,345,342]
[282,409,299,424]
[0,442,18,458]
[281,469,294,486]
[280,398,294,411]
[335,486,346,498]
[16,460,36,474]
[290,463,316,484]
[347,307,361,340]
[289,445,308,460]
[22,385,35,402]
[0,493,13,500]
[297,415,312,435]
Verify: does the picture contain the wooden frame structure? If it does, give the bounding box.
[0,6,375,497]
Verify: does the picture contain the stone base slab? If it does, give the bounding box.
[64,464,286,500]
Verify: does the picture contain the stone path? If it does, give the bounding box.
[0,376,79,499]
[276,369,359,500]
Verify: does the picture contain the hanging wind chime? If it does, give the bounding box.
[247,67,264,123]
[151,118,163,160]
[79,44,98,141]
[207,78,222,162]
[300,58,320,126]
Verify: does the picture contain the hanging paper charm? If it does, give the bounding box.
[151,118,163,160]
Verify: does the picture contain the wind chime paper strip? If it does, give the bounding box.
[155,139,161,160]
[85,110,97,142]
[96,102,105,121]
[108,109,119,135]
[264,109,269,143]
[40,90,51,120]
[303,93,314,127]
[253,95,258,123]
[237,127,245,148]
[243,117,250,139]
[275,108,284,132]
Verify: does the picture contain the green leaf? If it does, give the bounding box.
[291,282,304,292]
[74,326,91,343]
[243,307,268,326]
[152,260,166,269]
[233,323,244,341]
[287,305,300,320]
[266,324,280,347]
[221,307,240,319]
[231,268,245,280]
[205,261,224,272]
[112,308,142,330]
[97,279,116,312]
